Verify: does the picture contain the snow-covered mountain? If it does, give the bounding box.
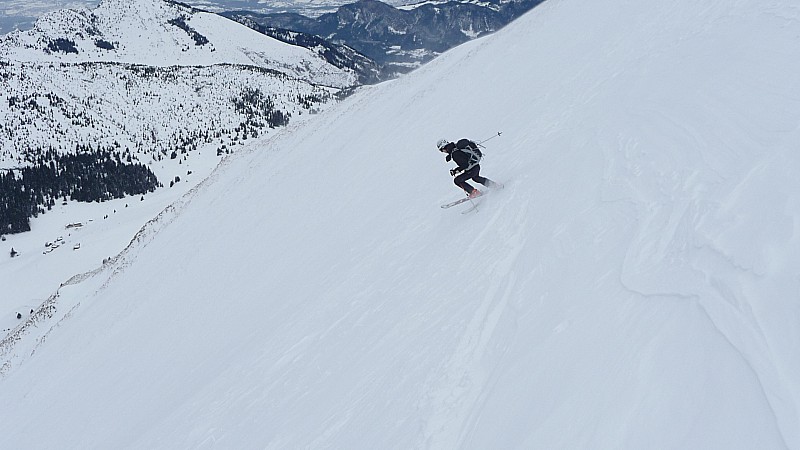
[2,0,800,448]
[0,0,414,35]
[225,0,545,72]
[0,0,364,225]
[0,0,357,84]
[0,1,99,35]
[193,0,413,15]
[0,0,361,171]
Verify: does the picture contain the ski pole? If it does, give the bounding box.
[477,131,502,147]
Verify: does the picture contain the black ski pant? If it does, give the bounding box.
[454,165,496,194]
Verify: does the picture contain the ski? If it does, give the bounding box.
[440,183,504,210]
[441,197,473,209]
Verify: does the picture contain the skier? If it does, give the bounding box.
[437,138,500,198]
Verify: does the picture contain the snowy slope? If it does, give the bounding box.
[2,0,800,448]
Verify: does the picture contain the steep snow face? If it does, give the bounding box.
[0,0,356,86]
[2,0,799,448]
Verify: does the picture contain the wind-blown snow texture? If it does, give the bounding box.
[2,0,799,448]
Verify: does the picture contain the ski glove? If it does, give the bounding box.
[445,154,452,162]
[450,168,463,176]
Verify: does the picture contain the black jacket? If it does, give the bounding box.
[444,139,482,169]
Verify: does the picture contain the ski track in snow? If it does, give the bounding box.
[421,187,529,448]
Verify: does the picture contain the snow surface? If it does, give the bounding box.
[2,0,800,448]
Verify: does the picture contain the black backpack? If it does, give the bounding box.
[455,139,482,169]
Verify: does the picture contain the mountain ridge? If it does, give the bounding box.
[0,0,358,85]
[224,0,546,73]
